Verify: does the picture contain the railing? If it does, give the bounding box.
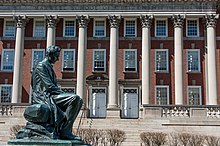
[207,107,220,118]
[0,104,13,116]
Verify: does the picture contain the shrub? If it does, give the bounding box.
[140,132,167,146]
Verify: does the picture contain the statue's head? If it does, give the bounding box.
[46,45,61,64]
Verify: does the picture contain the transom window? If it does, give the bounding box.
[155,49,169,72]
[187,19,199,37]
[155,86,169,105]
[4,20,15,37]
[32,49,45,70]
[61,87,75,94]
[63,19,75,37]
[124,19,136,37]
[33,20,45,37]
[1,49,14,71]
[155,19,167,37]
[124,49,137,72]
[62,49,75,72]
[187,49,200,72]
[94,20,106,37]
[93,49,106,72]
[187,86,201,105]
[0,85,12,103]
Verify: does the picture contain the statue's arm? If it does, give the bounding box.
[37,64,64,95]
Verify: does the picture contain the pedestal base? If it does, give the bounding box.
[8,139,91,146]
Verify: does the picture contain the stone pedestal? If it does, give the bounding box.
[8,139,91,146]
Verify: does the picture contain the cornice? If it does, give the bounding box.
[0,0,218,3]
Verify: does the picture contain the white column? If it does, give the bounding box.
[76,15,89,99]
[108,15,121,108]
[46,15,58,48]
[140,15,153,105]
[172,15,185,105]
[205,14,219,105]
[12,15,27,103]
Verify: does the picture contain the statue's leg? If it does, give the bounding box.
[53,94,83,139]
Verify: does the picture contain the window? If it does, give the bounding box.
[155,19,167,37]
[4,20,15,37]
[187,86,201,105]
[124,19,136,37]
[187,49,200,72]
[33,20,45,37]
[32,49,45,70]
[155,49,168,72]
[93,19,106,37]
[155,86,169,105]
[187,19,199,37]
[0,85,12,103]
[63,19,75,37]
[124,49,137,72]
[1,49,14,71]
[93,49,106,72]
[62,49,75,71]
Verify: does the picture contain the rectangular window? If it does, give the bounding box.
[155,49,169,72]
[62,49,75,72]
[155,19,167,37]
[187,19,199,37]
[94,20,106,37]
[187,86,202,105]
[124,19,136,37]
[1,49,14,71]
[155,86,169,105]
[93,49,106,72]
[63,19,75,37]
[187,49,200,72]
[0,85,12,103]
[33,20,45,37]
[32,49,45,70]
[124,49,137,72]
[4,20,15,37]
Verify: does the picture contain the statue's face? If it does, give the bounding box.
[49,51,60,64]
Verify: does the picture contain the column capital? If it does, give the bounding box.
[46,15,59,28]
[140,15,153,28]
[108,15,121,28]
[172,14,185,28]
[77,15,90,28]
[13,15,28,28]
[205,14,219,28]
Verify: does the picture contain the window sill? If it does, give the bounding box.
[61,71,75,73]
[155,71,169,73]
[123,71,137,73]
[0,70,13,73]
[187,71,201,74]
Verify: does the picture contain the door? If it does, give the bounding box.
[122,88,139,118]
[90,88,106,118]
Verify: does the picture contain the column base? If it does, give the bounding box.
[106,106,120,118]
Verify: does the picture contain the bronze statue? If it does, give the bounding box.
[17,45,83,141]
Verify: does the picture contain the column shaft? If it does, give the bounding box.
[46,15,58,48]
[12,16,27,103]
[108,15,121,108]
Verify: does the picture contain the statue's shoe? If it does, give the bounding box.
[60,133,81,141]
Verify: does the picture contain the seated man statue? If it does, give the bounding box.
[17,45,83,140]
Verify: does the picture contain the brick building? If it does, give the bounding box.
[0,0,220,119]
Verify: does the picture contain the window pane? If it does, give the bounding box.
[34,21,45,37]
[125,20,135,37]
[5,21,15,37]
[32,50,44,70]
[95,20,105,37]
[156,20,166,37]
[156,87,168,105]
[124,50,136,71]
[187,20,198,36]
[93,50,105,71]
[2,50,14,71]
[187,50,199,72]
[188,87,201,105]
[64,20,75,36]
[1,86,12,103]
[155,50,168,72]
[63,51,74,71]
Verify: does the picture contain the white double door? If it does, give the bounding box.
[121,88,139,118]
[89,87,106,118]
